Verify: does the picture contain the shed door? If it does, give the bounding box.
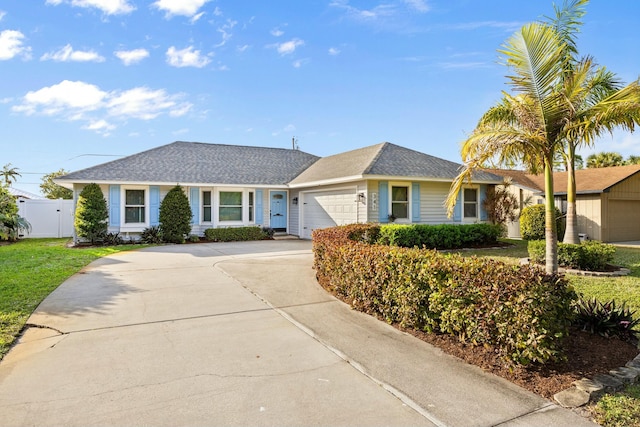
[607,200,640,242]
[301,189,357,239]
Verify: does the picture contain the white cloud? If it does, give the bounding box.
[292,58,309,68]
[46,0,135,15]
[271,27,284,37]
[12,80,193,134]
[114,48,149,65]
[41,44,105,62]
[152,0,212,18]
[404,0,429,12]
[444,21,522,32]
[190,11,205,23]
[330,1,396,22]
[271,38,304,56]
[237,44,250,53]
[0,30,31,60]
[166,46,211,68]
[13,80,107,116]
[0,11,6,21]
[215,19,237,48]
[328,47,341,56]
[272,124,296,136]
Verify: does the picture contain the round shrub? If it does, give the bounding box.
[74,183,108,244]
[520,204,565,241]
[159,185,192,243]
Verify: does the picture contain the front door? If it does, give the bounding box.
[270,191,287,231]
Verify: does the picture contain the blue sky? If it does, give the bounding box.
[2,0,639,196]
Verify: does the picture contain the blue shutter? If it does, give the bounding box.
[479,185,488,221]
[255,189,263,225]
[150,186,160,226]
[453,191,462,222]
[378,181,389,222]
[109,185,120,226]
[411,182,420,223]
[190,187,199,224]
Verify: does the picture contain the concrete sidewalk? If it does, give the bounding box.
[0,241,598,426]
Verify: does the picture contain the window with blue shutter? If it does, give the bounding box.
[190,187,199,224]
[109,185,120,226]
[150,186,160,226]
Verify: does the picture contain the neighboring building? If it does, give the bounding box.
[490,165,640,242]
[56,141,502,240]
[7,187,46,200]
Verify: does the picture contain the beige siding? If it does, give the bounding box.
[607,172,640,199]
[575,195,601,241]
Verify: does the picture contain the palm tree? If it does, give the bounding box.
[447,22,570,273]
[586,151,626,168]
[1,163,21,187]
[547,0,640,244]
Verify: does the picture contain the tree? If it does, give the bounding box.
[159,185,192,243]
[0,185,30,241]
[1,163,21,187]
[544,0,640,244]
[447,21,570,273]
[74,183,108,244]
[40,169,73,199]
[586,151,626,168]
[627,155,640,165]
[482,179,519,235]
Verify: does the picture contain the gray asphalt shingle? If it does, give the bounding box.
[59,141,320,185]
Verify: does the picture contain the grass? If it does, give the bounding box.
[459,239,640,427]
[0,238,144,359]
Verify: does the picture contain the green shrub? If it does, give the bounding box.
[204,226,270,242]
[520,204,565,241]
[313,224,575,365]
[573,296,639,340]
[140,225,163,244]
[102,232,123,246]
[528,240,616,271]
[74,183,108,244]
[376,223,502,249]
[159,185,192,244]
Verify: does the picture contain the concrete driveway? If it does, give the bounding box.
[0,241,597,427]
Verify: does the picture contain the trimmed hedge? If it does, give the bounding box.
[204,226,272,242]
[376,223,502,249]
[520,204,565,241]
[528,240,616,271]
[313,224,575,365]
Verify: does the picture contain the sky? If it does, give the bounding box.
[2,0,639,196]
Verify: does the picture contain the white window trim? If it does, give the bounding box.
[214,188,255,226]
[120,185,149,231]
[389,182,411,223]
[201,188,213,224]
[462,186,479,223]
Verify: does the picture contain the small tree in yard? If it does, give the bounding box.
[74,183,108,244]
[159,185,192,243]
[482,179,520,235]
[40,169,73,199]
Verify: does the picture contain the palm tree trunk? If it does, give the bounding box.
[563,142,579,244]
[544,157,559,274]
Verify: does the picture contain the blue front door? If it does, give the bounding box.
[270,191,287,231]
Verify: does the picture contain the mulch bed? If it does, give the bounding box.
[399,324,639,398]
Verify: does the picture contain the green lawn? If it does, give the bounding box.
[0,238,144,359]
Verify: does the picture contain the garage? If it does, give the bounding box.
[300,188,358,239]
[606,200,640,242]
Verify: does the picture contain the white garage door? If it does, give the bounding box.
[301,189,358,239]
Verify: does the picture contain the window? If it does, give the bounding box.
[249,191,254,222]
[463,188,478,218]
[219,191,242,221]
[125,189,145,223]
[391,186,409,220]
[202,191,212,222]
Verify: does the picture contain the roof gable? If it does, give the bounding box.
[290,142,502,185]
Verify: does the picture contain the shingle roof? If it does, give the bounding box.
[289,142,502,185]
[58,141,320,186]
[488,165,640,195]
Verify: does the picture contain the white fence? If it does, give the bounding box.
[16,198,74,238]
